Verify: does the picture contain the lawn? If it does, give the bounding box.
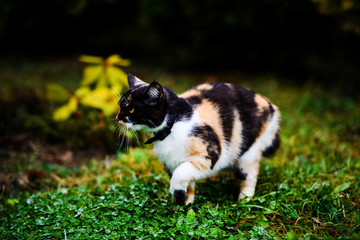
[0,60,359,239]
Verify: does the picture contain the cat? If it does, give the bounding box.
[116,74,280,205]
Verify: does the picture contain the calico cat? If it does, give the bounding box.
[116,74,280,205]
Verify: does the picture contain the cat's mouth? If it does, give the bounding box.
[118,119,155,132]
[118,120,135,129]
[116,114,168,132]
[118,120,127,127]
[116,115,134,128]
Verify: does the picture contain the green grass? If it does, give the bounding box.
[1,62,360,239]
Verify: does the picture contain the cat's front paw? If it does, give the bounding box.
[173,189,187,205]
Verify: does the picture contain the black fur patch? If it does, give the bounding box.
[118,86,167,127]
[185,96,202,105]
[233,88,271,156]
[175,97,194,120]
[190,125,221,169]
[173,189,186,205]
[269,102,275,114]
[164,166,172,178]
[183,83,273,158]
[234,167,247,181]
[263,130,280,157]
[198,83,234,144]
[118,84,193,129]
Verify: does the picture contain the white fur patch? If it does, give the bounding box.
[121,114,169,132]
[148,87,160,99]
[154,113,198,173]
[132,76,148,87]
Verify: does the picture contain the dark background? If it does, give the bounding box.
[1,0,360,88]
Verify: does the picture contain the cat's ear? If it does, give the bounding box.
[128,74,147,89]
[145,81,164,104]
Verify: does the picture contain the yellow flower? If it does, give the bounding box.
[51,54,131,121]
[53,96,78,121]
[79,87,118,116]
[79,54,130,92]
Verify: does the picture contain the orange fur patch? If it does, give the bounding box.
[241,181,247,190]
[258,117,269,137]
[186,137,212,171]
[254,94,270,116]
[195,99,223,148]
[125,95,132,107]
[189,161,201,171]
[179,89,201,98]
[189,160,208,171]
[254,94,274,139]
[187,185,195,195]
[196,84,214,91]
[187,137,207,158]
[228,109,243,155]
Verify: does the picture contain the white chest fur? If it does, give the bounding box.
[153,116,197,173]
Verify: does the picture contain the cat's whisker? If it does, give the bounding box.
[126,126,130,153]
[148,120,156,128]
[114,121,134,153]
[131,128,141,148]
[112,122,123,150]
[119,127,127,149]
[112,87,121,98]
[115,126,125,141]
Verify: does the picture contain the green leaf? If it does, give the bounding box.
[307,182,322,193]
[46,83,71,102]
[334,182,351,193]
[286,232,299,240]
[255,215,269,228]
[7,198,19,206]
[185,209,195,223]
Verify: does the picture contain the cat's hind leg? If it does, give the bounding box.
[237,109,280,199]
[237,149,262,200]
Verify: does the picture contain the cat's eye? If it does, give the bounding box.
[129,108,135,114]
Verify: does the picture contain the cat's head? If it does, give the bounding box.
[116,74,167,131]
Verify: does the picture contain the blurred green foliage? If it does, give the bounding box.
[48,54,130,121]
